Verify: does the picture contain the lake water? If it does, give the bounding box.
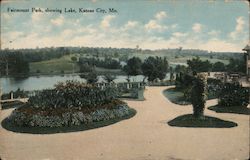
[0,74,170,93]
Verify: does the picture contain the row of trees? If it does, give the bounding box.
[123,56,169,82]
[0,51,29,76]
[78,57,121,70]
[187,57,246,73]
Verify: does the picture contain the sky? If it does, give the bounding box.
[0,0,249,52]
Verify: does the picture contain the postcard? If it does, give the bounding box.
[0,0,249,160]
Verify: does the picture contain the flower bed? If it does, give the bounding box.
[4,80,136,130]
[8,100,132,128]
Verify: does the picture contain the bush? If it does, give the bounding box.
[28,80,118,109]
[207,78,223,99]
[218,82,249,107]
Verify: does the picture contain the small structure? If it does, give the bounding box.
[243,44,250,81]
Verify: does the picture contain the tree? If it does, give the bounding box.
[85,71,98,84]
[141,56,168,82]
[212,62,226,72]
[187,57,212,73]
[175,64,187,73]
[123,57,142,76]
[190,74,207,118]
[71,56,77,62]
[104,74,116,83]
[226,58,245,73]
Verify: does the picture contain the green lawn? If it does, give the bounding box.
[168,114,237,128]
[163,88,190,105]
[30,54,80,74]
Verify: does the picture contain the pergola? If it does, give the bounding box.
[242,44,250,81]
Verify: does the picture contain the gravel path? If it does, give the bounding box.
[0,86,249,160]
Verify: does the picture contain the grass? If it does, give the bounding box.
[163,88,190,105]
[29,54,124,75]
[208,105,250,115]
[1,108,136,134]
[30,54,80,74]
[168,114,237,128]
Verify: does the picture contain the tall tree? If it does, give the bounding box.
[123,57,142,76]
[142,56,168,82]
[187,57,212,73]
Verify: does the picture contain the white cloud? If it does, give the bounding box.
[144,11,168,32]
[100,15,116,28]
[229,16,246,40]
[145,20,167,32]
[170,24,178,29]
[208,30,221,37]
[124,21,139,29]
[155,11,167,20]
[172,32,187,38]
[61,29,74,39]
[192,23,202,33]
[50,16,64,26]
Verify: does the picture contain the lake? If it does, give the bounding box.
[0,74,170,93]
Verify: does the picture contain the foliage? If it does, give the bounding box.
[0,51,29,76]
[28,80,118,109]
[187,56,212,73]
[71,56,77,62]
[142,56,169,82]
[174,65,187,73]
[85,71,98,84]
[190,74,207,118]
[78,57,121,70]
[226,58,246,73]
[123,57,142,76]
[207,78,223,99]
[79,63,94,73]
[212,61,226,72]
[175,72,194,89]
[218,82,249,107]
[103,74,116,83]
[9,102,131,127]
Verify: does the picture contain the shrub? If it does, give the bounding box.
[28,80,118,109]
[191,74,207,118]
[207,78,223,99]
[218,82,249,107]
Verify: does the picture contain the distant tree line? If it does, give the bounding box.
[187,56,246,73]
[0,51,29,76]
[78,57,121,71]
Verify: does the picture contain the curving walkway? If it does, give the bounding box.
[0,86,249,160]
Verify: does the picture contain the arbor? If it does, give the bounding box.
[123,57,142,76]
[141,56,168,82]
[190,74,207,118]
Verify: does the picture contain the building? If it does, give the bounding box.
[243,44,250,81]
